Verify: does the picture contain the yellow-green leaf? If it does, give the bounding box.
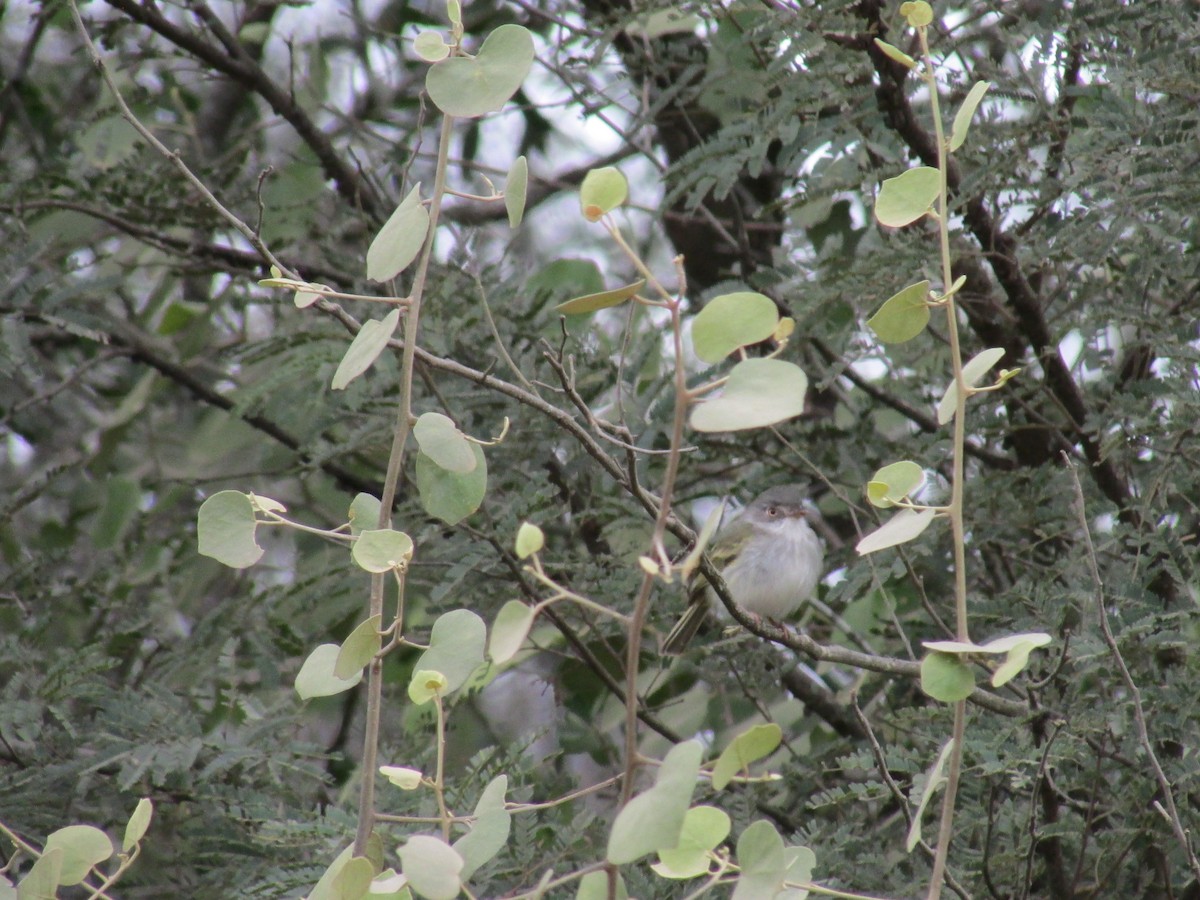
[691,292,779,363]
[555,279,645,315]
[867,280,930,344]
[875,167,940,227]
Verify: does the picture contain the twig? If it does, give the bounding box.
[1064,456,1200,881]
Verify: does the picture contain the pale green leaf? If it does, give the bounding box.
[414,412,476,473]
[348,493,382,536]
[414,31,450,62]
[380,766,423,790]
[197,491,263,569]
[712,723,782,790]
[408,669,449,705]
[901,1,934,27]
[505,156,528,228]
[680,500,725,583]
[875,167,941,227]
[426,24,534,118]
[307,844,377,900]
[733,820,787,900]
[873,38,916,69]
[335,615,382,679]
[367,185,429,282]
[866,460,926,508]
[352,529,414,573]
[416,444,487,525]
[579,167,628,221]
[331,308,401,390]
[123,798,153,852]
[855,507,937,554]
[575,871,627,900]
[652,806,731,879]
[415,609,487,691]
[607,740,703,864]
[332,857,374,900]
[555,279,645,314]
[689,359,808,432]
[488,601,536,664]
[17,846,63,900]
[453,775,511,879]
[907,739,955,851]
[950,81,992,152]
[296,644,364,700]
[920,652,975,703]
[514,522,544,559]
[42,826,112,887]
[691,292,780,363]
[398,835,463,900]
[936,347,1007,424]
[867,280,930,344]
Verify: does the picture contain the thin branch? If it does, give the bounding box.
[1064,457,1200,881]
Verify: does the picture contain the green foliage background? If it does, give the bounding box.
[2,0,1198,896]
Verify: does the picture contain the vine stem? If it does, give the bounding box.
[917,24,970,900]
[353,111,456,857]
[604,227,690,812]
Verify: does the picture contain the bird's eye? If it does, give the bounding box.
[767,506,778,516]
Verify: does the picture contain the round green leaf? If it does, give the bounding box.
[332,856,374,900]
[691,292,780,363]
[866,460,927,508]
[920,651,976,702]
[950,81,992,151]
[197,490,263,569]
[414,30,450,62]
[514,522,544,559]
[408,669,450,705]
[867,280,931,344]
[367,184,429,282]
[335,614,383,679]
[937,347,1007,424]
[733,820,787,900]
[873,38,916,69]
[855,507,937,554]
[352,528,414,573]
[902,1,934,28]
[652,806,731,879]
[875,166,941,227]
[348,492,382,536]
[712,723,782,790]
[331,308,401,391]
[689,359,808,432]
[453,775,511,879]
[414,412,477,473]
[555,278,645,315]
[123,798,153,851]
[43,825,113,886]
[415,609,487,692]
[296,644,364,700]
[380,765,423,790]
[576,871,628,900]
[908,739,955,851]
[398,835,463,900]
[579,166,628,222]
[488,600,536,664]
[416,444,487,525]
[18,847,64,899]
[505,155,528,228]
[607,740,703,864]
[426,24,534,118]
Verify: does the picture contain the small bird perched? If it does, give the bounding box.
[662,485,824,655]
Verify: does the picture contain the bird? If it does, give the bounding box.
[662,485,824,655]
